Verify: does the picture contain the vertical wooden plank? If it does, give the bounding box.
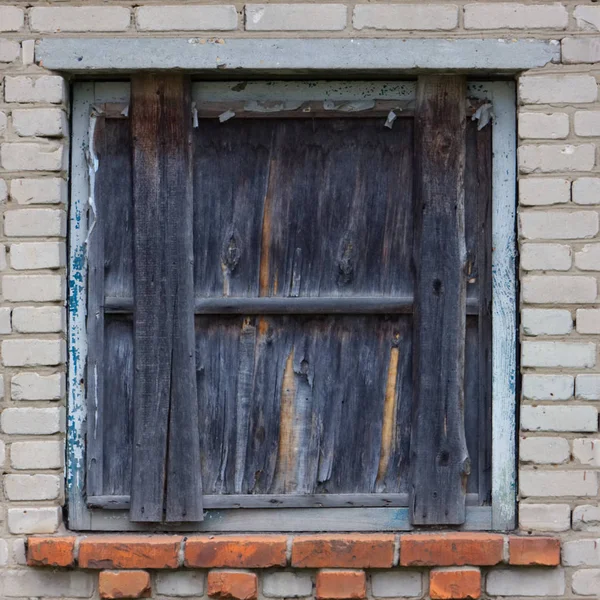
[130,74,203,522]
[410,75,469,525]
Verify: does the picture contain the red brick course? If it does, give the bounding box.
[208,570,258,600]
[99,570,151,599]
[508,536,561,566]
[429,567,481,599]
[316,570,367,599]
[27,536,76,567]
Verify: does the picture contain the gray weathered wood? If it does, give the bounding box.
[410,75,470,525]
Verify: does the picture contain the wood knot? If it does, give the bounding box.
[222,234,241,272]
[337,237,356,285]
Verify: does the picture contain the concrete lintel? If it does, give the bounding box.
[37,37,560,72]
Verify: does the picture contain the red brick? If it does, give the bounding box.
[509,536,560,566]
[99,571,151,599]
[292,534,395,568]
[27,536,76,567]
[400,533,503,566]
[208,570,258,600]
[316,570,366,600]
[79,536,182,569]
[185,535,287,568]
[430,568,481,600]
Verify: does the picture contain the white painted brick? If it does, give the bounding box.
[12,306,64,334]
[248,4,346,31]
[575,111,600,138]
[21,39,34,66]
[7,507,61,535]
[353,4,457,31]
[522,276,597,304]
[11,539,26,566]
[4,474,61,500]
[1,407,64,435]
[0,142,65,172]
[572,569,600,596]
[562,37,600,65]
[0,112,5,138]
[519,503,571,532]
[575,5,600,30]
[522,309,573,336]
[520,178,570,206]
[573,438,600,466]
[30,6,130,33]
[10,241,65,270]
[0,570,93,597]
[573,505,600,532]
[0,308,10,335]
[0,540,8,567]
[137,5,237,31]
[519,75,598,105]
[0,6,24,32]
[563,539,600,566]
[520,436,570,464]
[12,109,67,138]
[573,178,600,205]
[10,178,66,205]
[0,178,6,203]
[521,243,571,271]
[2,339,65,367]
[0,440,5,466]
[577,374,600,400]
[0,244,6,271]
[577,309,600,334]
[519,144,595,174]
[521,405,598,432]
[522,374,574,400]
[3,274,65,302]
[4,208,66,236]
[155,571,206,597]
[11,440,63,470]
[576,244,600,271]
[4,75,65,104]
[486,568,565,596]
[371,572,422,598]
[520,470,598,497]
[11,372,64,401]
[0,38,19,63]
[520,211,599,240]
[522,341,596,368]
[519,112,569,140]
[262,573,313,598]
[464,3,567,29]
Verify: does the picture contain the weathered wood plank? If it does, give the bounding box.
[130,74,202,522]
[410,75,470,525]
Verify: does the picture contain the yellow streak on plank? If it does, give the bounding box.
[259,159,276,297]
[376,345,399,487]
[274,349,296,492]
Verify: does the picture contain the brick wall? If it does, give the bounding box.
[1,1,600,599]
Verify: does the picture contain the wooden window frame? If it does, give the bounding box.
[67,79,516,532]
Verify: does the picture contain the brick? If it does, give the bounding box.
[208,571,258,600]
[2,338,65,367]
[576,244,600,271]
[520,75,598,104]
[522,276,596,304]
[5,473,61,500]
[1,407,64,435]
[27,537,75,568]
[353,4,457,31]
[577,374,600,400]
[521,341,596,368]
[0,307,10,334]
[400,533,503,567]
[519,503,571,532]
[370,571,422,599]
[11,440,64,469]
[429,567,480,600]
[10,178,67,205]
[520,470,598,497]
[577,309,600,334]
[79,535,182,569]
[521,405,598,432]
[186,535,287,568]
[563,538,600,566]
[0,570,93,598]
[563,37,600,64]
[263,572,313,598]
[508,536,560,566]
[575,5,600,30]
[573,178,600,205]
[4,273,65,302]
[519,436,570,464]
[522,310,573,336]
[7,506,61,534]
[519,144,595,174]
[248,4,346,31]
[0,143,65,172]
[99,570,151,599]
[11,372,64,400]
[31,7,130,33]
[12,538,27,565]
[10,241,65,270]
[137,5,237,31]
[573,438,600,466]
[572,569,600,596]
[0,39,19,63]
[292,534,395,568]
[521,243,571,270]
[0,6,24,31]
[0,178,6,202]
[519,112,569,140]
[4,208,66,236]
[316,570,366,600]
[12,109,67,138]
[4,75,65,103]
[464,3,567,29]
[156,571,205,596]
[575,111,600,137]
[22,39,34,66]
[573,505,600,532]
[12,306,64,334]
[486,568,565,596]
[520,210,599,239]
